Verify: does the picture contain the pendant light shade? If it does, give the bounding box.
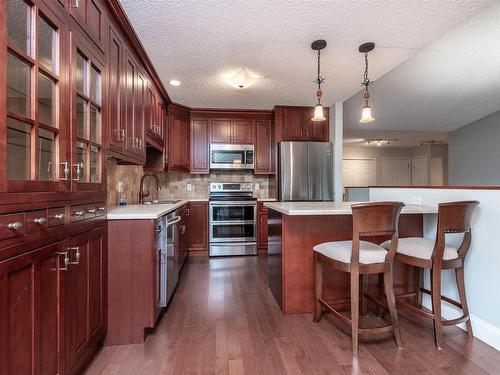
[311,40,327,121]
[312,104,326,121]
[359,105,374,123]
[358,42,375,124]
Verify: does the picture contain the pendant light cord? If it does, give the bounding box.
[314,49,325,104]
[362,51,371,105]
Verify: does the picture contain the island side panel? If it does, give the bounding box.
[277,213,423,314]
[267,209,283,309]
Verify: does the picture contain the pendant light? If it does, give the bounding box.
[311,40,327,121]
[359,42,375,124]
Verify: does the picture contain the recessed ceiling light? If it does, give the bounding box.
[169,80,181,86]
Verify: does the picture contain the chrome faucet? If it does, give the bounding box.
[139,172,161,204]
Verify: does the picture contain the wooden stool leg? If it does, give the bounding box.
[313,254,322,322]
[413,267,423,307]
[384,268,403,349]
[360,274,368,316]
[455,266,473,336]
[377,273,385,318]
[350,271,360,356]
[431,267,443,349]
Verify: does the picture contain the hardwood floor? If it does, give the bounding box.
[86,256,500,375]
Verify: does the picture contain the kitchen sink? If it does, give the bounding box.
[142,199,181,205]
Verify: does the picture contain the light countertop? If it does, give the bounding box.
[107,200,189,220]
[264,201,438,216]
[257,198,277,202]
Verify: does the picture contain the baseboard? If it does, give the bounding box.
[422,296,500,351]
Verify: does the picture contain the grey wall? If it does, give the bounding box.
[448,110,500,186]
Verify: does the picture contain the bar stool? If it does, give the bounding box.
[381,200,479,349]
[313,202,405,356]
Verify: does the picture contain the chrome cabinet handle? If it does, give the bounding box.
[119,129,125,141]
[34,217,47,225]
[74,211,85,217]
[72,163,81,181]
[68,247,80,265]
[57,251,70,271]
[60,162,69,180]
[54,213,65,220]
[8,222,23,231]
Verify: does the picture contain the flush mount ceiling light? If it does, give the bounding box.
[359,42,375,124]
[169,79,181,86]
[366,138,398,146]
[311,39,327,121]
[221,67,262,89]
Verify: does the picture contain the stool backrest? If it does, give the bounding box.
[351,202,405,264]
[434,200,479,260]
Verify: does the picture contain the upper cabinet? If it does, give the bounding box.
[70,32,105,191]
[210,119,253,144]
[168,105,190,172]
[275,106,329,142]
[68,0,106,52]
[3,0,69,193]
[254,120,274,174]
[190,119,209,174]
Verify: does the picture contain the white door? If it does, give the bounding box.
[381,157,410,186]
[343,159,375,187]
[412,155,428,185]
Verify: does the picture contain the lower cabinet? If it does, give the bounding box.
[66,228,107,375]
[258,202,269,252]
[188,202,208,256]
[0,226,107,375]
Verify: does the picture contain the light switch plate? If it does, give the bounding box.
[410,196,422,205]
[186,183,192,192]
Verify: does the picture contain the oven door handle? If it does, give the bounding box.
[209,202,256,206]
[166,216,181,226]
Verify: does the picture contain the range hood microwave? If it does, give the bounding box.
[210,144,254,170]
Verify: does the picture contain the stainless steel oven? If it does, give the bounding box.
[210,144,254,170]
[209,182,257,256]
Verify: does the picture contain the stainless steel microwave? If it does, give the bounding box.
[210,144,254,170]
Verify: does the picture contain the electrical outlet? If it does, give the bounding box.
[186,183,192,192]
[254,183,260,191]
[410,196,422,205]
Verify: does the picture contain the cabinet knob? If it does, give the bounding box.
[74,211,85,217]
[8,222,23,231]
[87,209,96,214]
[54,213,65,220]
[34,217,47,225]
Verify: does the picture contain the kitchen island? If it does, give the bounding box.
[264,201,438,314]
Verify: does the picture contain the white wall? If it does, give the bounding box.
[370,187,500,350]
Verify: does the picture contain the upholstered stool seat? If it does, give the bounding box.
[314,240,387,264]
[380,237,459,260]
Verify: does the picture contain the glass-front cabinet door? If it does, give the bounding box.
[70,32,104,191]
[3,0,68,192]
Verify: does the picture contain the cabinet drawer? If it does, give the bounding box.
[95,203,106,217]
[70,204,87,223]
[0,213,26,240]
[25,210,49,233]
[48,207,66,227]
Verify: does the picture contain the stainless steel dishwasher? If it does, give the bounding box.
[159,212,181,307]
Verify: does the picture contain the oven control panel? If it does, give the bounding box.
[210,182,253,192]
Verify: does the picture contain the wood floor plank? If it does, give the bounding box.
[85,256,500,375]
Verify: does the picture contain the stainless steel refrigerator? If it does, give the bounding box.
[279,142,334,201]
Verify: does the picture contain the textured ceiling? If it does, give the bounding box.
[344,2,500,132]
[120,0,492,109]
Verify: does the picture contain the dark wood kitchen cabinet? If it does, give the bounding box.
[257,202,269,253]
[210,119,253,144]
[190,119,209,173]
[168,104,190,172]
[188,202,209,256]
[254,120,274,174]
[67,0,106,52]
[0,242,65,375]
[274,106,329,142]
[108,25,125,153]
[66,228,106,375]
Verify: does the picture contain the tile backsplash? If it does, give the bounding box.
[107,159,276,208]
